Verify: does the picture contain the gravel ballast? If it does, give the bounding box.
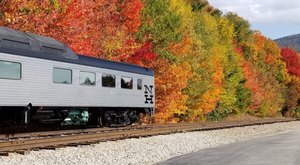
[1,121,299,165]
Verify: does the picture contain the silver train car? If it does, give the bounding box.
[0,26,154,127]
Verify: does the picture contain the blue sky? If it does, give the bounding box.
[208,0,300,39]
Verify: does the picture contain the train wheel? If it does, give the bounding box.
[129,111,139,125]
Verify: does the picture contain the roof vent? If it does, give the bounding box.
[0,26,78,60]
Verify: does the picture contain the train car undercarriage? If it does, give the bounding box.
[0,104,152,128]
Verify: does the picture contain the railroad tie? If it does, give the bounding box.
[15,150,30,155]
[0,152,9,156]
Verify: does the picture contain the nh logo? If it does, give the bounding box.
[144,85,154,104]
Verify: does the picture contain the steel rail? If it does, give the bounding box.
[0,118,292,140]
[0,118,298,153]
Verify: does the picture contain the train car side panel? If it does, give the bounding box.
[0,52,155,108]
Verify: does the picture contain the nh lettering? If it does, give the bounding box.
[144,85,154,104]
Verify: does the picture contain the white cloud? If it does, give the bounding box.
[208,0,300,24]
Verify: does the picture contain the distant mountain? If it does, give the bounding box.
[275,34,300,52]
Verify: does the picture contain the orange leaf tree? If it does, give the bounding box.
[0,0,99,56]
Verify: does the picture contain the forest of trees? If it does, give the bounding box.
[1,0,300,122]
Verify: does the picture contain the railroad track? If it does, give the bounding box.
[0,118,298,156]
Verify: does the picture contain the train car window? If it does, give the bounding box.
[0,60,21,80]
[102,74,116,87]
[80,71,96,86]
[121,77,133,89]
[53,68,72,84]
[137,79,142,90]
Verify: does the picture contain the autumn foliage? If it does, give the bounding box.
[1,0,299,121]
[281,48,300,77]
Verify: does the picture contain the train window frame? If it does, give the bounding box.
[102,74,116,88]
[53,67,72,84]
[137,79,142,90]
[0,60,22,80]
[121,76,133,89]
[79,71,96,86]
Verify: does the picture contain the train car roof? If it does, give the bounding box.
[0,26,154,76]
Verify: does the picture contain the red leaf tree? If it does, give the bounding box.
[281,47,300,77]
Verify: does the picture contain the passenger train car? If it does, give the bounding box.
[0,26,154,127]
